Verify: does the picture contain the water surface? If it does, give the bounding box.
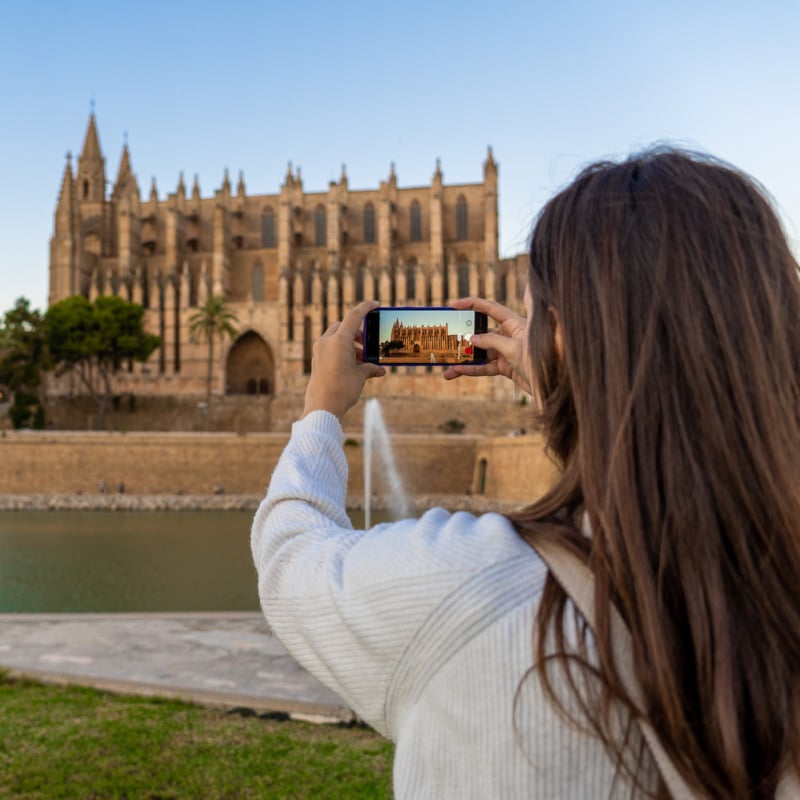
[0,509,376,613]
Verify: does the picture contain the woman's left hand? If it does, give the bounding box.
[300,300,386,421]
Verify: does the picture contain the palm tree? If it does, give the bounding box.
[188,295,238,409]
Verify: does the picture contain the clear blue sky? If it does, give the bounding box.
[1,0,798,316]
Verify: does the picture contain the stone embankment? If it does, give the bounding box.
[0,493,522,514]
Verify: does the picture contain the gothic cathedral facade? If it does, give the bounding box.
[49,114,526,400]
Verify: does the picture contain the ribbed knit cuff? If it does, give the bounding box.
[292,410,345,445]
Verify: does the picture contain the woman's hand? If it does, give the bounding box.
[442,297,532,395]
[300,300,386,421]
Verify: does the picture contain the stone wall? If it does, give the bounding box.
[0,428,557,506]
[43,378,534,437]
[473,433,559,503]
[0,430,481,498]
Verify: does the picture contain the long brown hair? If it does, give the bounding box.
[510,149,800,798]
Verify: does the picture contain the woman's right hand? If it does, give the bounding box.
[442,297,532,396]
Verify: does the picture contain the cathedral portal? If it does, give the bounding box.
[226,332,274,395]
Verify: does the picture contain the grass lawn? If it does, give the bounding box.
[0,672,394,799]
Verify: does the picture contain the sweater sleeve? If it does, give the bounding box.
[250,410,530,738]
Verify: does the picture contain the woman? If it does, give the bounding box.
[251,149,800,798]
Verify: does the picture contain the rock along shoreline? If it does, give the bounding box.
[0,493,520,514]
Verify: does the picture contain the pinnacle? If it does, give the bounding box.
[56,155,75,209]
[80,113,103,163]
[115,144,132,186]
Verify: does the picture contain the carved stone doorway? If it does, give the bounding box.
[225,332,275,395]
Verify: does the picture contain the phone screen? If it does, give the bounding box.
[363,307,488,366]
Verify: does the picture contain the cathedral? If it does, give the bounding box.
[48,113,527,401]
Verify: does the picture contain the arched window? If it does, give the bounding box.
[251,262,265,302]
[315,205,326,247]
[261,207,276,248]
[410,200,422,242]
[363,203,376,244]
[456,196,468,241]
[189,269,198,307]
[406,257,417,300]
[457,259,470,298]
[355,261,366,301]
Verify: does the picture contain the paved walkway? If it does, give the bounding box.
[0,613,354,723]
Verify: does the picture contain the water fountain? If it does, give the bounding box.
[363,398,409,528]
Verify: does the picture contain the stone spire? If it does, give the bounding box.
[112,143,136,200]
[52,152,80,303]
[56,152,75,213]
[222,168,231,195]
[76,112,106,203]
[79,112,102,164]
[237,170,246,197]
[483,145,497,178]
[433,157,443,182]
[116,144,132,185]
[177,171,186,199]
[191,174,201,202]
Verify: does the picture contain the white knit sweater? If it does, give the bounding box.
[251,411,653,798]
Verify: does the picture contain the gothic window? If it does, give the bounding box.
[457,259,470,298]
[410,201,422,242]
[189,269,198,307]
[315,206,326,247]
[363,204,376,244]
[456,196,468,241]
[142,268,150,309]
[355,262,365,301]
[406,258,417,300]
[303,316,312,374]
[252,262,265,302]
[261,208,276,248]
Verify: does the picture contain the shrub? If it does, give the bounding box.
[440,418,466,434]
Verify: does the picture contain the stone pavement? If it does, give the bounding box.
[0,613,354,723]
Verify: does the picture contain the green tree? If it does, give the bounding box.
[46,295,160,429]
[188,295,238,408]
[0,298,51,428]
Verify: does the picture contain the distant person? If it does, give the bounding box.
[251,149,800,797]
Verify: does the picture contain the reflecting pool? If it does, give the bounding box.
[0,509,377,613]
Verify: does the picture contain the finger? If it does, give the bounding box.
[450,296,521,325]
[443,362,500,380]
[470,332,519,362]
[339,300,380,339]
[322,320,342,338]
[362,363,386,379]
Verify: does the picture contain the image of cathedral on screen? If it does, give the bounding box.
[49,114,527,399]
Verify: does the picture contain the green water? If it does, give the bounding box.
[0,509,376,613]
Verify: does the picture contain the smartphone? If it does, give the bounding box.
[363,306,488,366]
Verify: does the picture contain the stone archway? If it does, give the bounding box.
[225,331,275,395]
